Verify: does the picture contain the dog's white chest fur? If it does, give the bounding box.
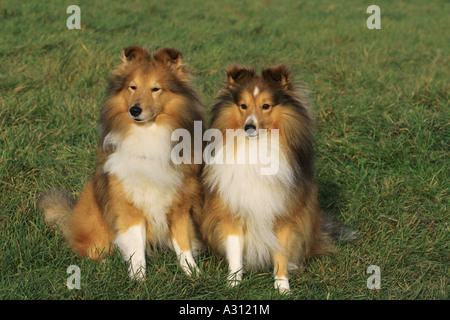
[103,124,183,245]
[206,132,295,269]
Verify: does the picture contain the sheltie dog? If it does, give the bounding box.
[198,65,331,293]
[38,46,204,280]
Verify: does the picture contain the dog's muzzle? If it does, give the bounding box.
[244,123,258,138]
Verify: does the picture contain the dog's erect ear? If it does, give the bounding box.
[226,65,256,85]
[153,47,183,68]
[261,65,293,91]
[153,47,189,78]
[122,46,150,63]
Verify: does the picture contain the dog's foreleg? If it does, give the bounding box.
[114,223,147,281]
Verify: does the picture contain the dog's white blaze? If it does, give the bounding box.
[172,239,199,276]
[225,235,243,285]
[253,86,260,97]
[244,114,258,125]
[113,223,146,281]
[104,123,183,247]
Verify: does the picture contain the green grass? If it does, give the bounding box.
[0,0,448,300]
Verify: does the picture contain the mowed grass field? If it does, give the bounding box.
[0,0,448,300]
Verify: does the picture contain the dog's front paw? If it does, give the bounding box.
[227,270,243,288]
[274,277,291,294]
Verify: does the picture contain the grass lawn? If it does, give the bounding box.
[0,0,448,300]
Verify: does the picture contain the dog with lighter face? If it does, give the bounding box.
[39,46,204,280]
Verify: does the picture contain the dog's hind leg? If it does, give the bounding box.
[273,222,294,294]
[168,202,200,277]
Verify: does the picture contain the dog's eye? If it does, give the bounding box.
[240,104,247,110]
[129,85,137,90]
[262,104,270,110]
[151,87,160,92]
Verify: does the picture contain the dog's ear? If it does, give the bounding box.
[261,65,293,91]
[226,65,256,85]
[153,47,188,77]
[122,46,150,63]
[153,47,183,66]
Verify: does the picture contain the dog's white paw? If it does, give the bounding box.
[274,277,291,295]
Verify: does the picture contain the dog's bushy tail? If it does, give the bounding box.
[38,190,75,233]
[322,214,359,242]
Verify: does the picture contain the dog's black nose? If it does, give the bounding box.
[244,124,256,132]
[129,105,142,117]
